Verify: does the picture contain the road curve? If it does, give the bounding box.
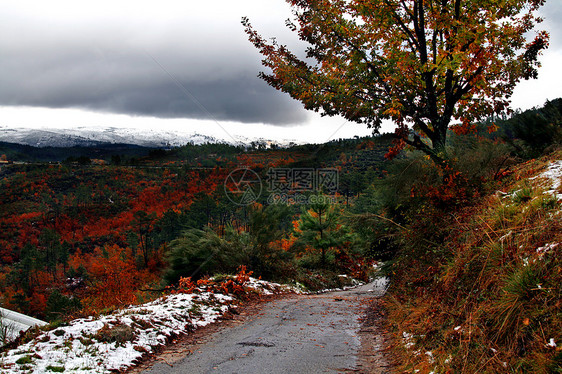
[142,279,388,374]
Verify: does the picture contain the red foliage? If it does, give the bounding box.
[410,167,475,209]
[0,163,266,318]
[173,266,254,299]
[385,125,408,160]
[73,245,157,313]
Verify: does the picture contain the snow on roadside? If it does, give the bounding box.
[240,277,304,295]
[0,278,293,373]
[0,293,232,373]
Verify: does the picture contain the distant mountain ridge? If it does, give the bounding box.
[0,126,218,148]
[0,126,300,149]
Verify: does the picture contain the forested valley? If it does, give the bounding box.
[0,99,561,372]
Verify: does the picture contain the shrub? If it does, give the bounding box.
[165,226,250,284]
[94,323,136,346]
[46,365,65,372]
[45,290,81,322]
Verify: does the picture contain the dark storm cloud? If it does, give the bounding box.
[86,77,306,125]
[0,50,305,125]
[0,10,307,126]
[0,48,306,125]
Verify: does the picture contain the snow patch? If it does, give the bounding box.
[530,160,562,200]
[0,278,294,373]
[0,293,232,373]
[425,351,434,363]
[536,242,559,257]
[402,332,415,349]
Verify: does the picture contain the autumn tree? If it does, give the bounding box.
[243,0,548,164]
[80,245,152,312]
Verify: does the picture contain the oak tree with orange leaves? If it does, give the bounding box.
[243,0,549,164]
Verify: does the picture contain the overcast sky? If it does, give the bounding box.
[0,0,561,143]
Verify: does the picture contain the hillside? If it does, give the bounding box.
[0,134,393,323]
[385,151,562,373]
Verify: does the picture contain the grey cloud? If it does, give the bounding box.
[88,78,306,125]
[0,21,307,125]
[0,56,305,125]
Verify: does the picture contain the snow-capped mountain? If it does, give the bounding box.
[0,126,300,148]
[0,126,222,148]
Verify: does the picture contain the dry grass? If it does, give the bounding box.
[385,151,562,373]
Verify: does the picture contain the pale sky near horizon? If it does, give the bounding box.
[0,0,560,144]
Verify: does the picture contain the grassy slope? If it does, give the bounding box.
[385,151,562,373]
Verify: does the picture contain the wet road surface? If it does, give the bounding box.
[143,279,388,374]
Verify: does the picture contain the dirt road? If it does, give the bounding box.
[140,279,389,374]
